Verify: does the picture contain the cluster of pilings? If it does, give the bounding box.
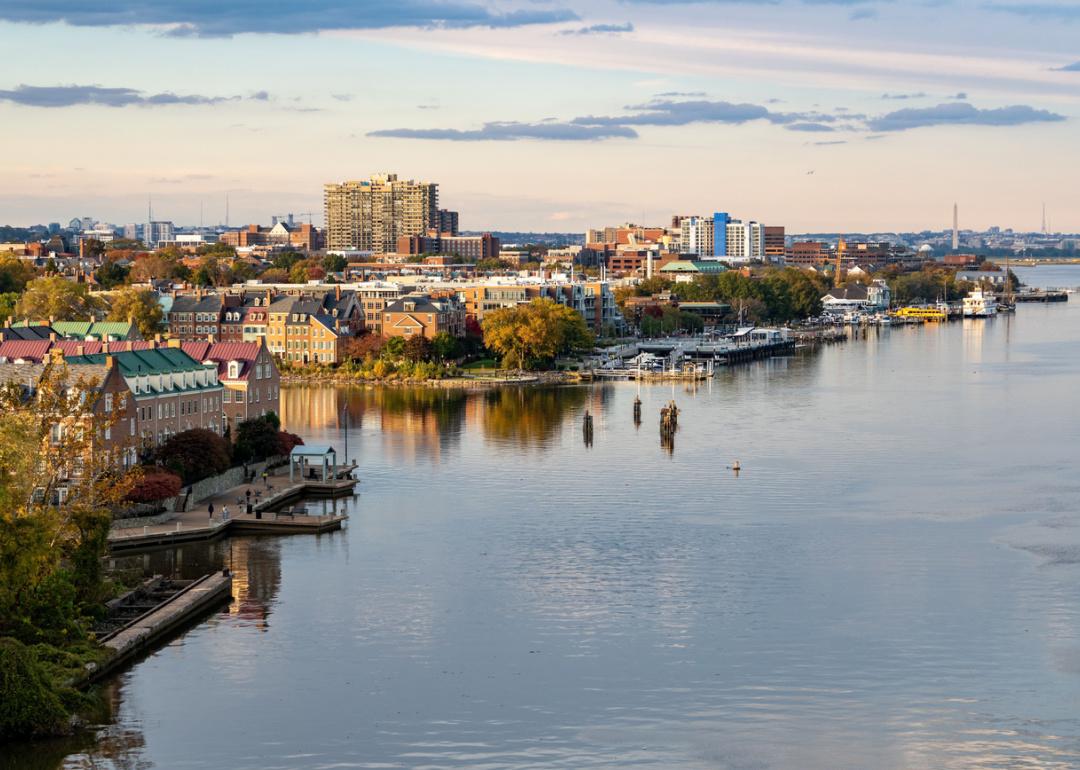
[660,400,679,453]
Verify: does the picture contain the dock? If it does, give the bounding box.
[108,468,356,553]
[89,571,233,682]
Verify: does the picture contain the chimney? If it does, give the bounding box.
[102,340,109,354]
[49,347,64,365]
[49,332,57,342]
[105,354,115,371]
[154,333,162,344]
[77,344,85,356]
[167,338,181,349]
[208,333,216,344]
[335,284,341,301]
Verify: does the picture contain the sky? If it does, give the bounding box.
[1,0,1079,233]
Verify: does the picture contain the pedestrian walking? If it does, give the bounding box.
[208,502,215,522]
[245,488,251,503]
[222,505,230,521]
[262,471,268,488]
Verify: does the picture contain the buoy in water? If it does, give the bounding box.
[732,460,741,472]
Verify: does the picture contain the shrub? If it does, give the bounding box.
[125,470,182,504]
[276,431,304,456]
[154,429,231,484]
[0,637,69,740]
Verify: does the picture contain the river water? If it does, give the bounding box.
[25,266,1080,770]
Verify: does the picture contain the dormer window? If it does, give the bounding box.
[228,360,240,379]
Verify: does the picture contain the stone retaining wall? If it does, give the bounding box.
[111,509,180,529]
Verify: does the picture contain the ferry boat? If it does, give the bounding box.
[962,289,998,318]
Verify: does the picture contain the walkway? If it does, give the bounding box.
[109,464,355,552]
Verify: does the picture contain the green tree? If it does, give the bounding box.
[106,286,164,338]
[233,415,281,463]
[0,292,18,322]
[482,298,593,370]
[0,255,32,293]
[382,335,406,359]
[16,276,103,320]
[94,259,130,289]
[272,251,304,270]
[431,331,460,361]
[288,262,310,283]
[322,253,347,273]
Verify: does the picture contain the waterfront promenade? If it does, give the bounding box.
[109,465,355,551]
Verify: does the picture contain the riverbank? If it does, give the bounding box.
[281,369,580,388]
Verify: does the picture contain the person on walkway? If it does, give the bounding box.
[262,471,268,488]
[245,488,251,504]
[208,502,215,522]
[222,505,229,521]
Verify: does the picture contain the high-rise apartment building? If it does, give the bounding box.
[725,220,764,262]
[146,221,175,247]
[680,216,714,257]
[324,174,438,253]
[436,209,459,236]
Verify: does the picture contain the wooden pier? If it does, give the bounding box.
[88,571,233,682]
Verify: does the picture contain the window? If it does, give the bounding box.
[223,389,231,403]
[104,393,113,412]
[130,417,135,436]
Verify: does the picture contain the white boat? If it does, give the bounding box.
[962,289,998,318]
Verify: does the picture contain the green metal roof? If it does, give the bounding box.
[659,260,729,274]
[65,347,206,376]
[52,320,137,340]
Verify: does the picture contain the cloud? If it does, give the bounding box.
[369,121,637,141]
[572,98,772,127]
[0,84,257,108]
[1052,61,1080,71]
[0,0,578,36]
[331,93,353,101]
[882,92,928,100]
[867,102,1066,131]
[787,122,836,132]
[560,22,633,35]
[813,140,848,145]
[849,8,878,20]
[370,97,1067,142]
[983,3,1080,22]
[950,92,968,99]
[655,91,707,97]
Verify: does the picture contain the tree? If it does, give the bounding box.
[125,469,182,504]
[341,333,384,361]
[0,255,32,293]
[271,251,304,271]
[197,242,237,258]
[16,276,103,320]
[482,298,593,370]
[106,286,164,338]
[93,259,130,289]
[322,253,347,273]
[288,262,310,283]
[382,335,406,359]
[260,268,289,283]
[0,292,17,323]
[192,255,235,287]
[153,428,231,484]
[431,331,460,361]
[403,334,435,363]
[129,251,188,283]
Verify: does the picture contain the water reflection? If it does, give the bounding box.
[48,274,1080,770]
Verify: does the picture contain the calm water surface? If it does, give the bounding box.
[29,266,1080,769]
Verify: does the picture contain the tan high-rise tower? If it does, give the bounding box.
[324,174,438,253]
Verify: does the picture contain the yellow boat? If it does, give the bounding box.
[894,306,947,322]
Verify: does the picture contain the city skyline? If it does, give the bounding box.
[2,0,1079,231]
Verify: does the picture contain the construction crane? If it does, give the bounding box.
[294,211,316,225]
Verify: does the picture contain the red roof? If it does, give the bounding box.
[0,339,51,362]
[182,340,262,381]
[52,340,156,356]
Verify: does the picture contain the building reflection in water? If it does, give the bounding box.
[478,386,591,447]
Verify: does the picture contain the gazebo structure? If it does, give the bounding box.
[289,444,338,482]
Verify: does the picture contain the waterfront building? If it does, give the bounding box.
[64,343,224,449]
[820,279,891,312]
[181,339,280,427]
[659,260,730,284]
[324,174,438,253]
[382,294,466,339]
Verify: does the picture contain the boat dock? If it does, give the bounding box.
[1011,289,1069,303]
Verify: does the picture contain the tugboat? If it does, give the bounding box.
[962,289,998,317]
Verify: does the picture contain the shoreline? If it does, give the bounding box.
[280,370,581,388]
